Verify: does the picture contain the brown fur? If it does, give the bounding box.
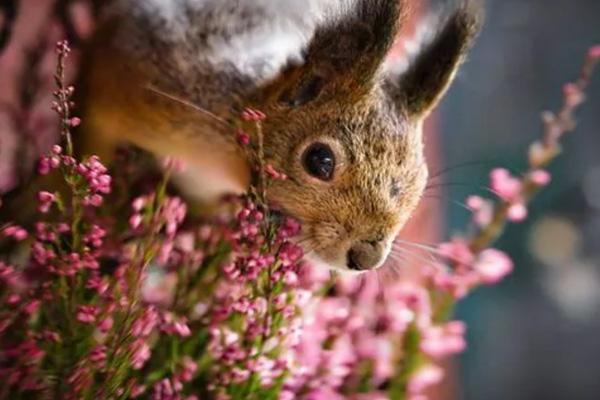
[79,0,482,272]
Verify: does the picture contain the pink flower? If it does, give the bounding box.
[132,306,159,337]
[84,194,103,207]
[37,191,55,213]
[507,203,528,222]
[173,321,191,337]
[31,242,56,265]
[23,300,41,315]
[489,168,522,202]
[265,164,288,180]
[474,248,513,284]
[438,238,474,266]
[132,196,147,211]
[99,317,114,333]
[163,156,187,172]
[563,83,584,107]
[353,392,389,400]
[284,271,299,286]
[162,197,187,236]
[130,339,151,369]
[241,107,266,121]
[1,225,28,241]
[408,364,444,395]
[131,385,147,398]
[67,365,92,393]
[84,224,106,248]
[588,45,600,59]
[280,218,301,238]
[89,345,107,363]
[56,40,71,54]
[129,213,143,229]
[237,129,251,145]
[529,169,551,186]
[420,321,466,358]
[76,305,97,324]
[389,283,432,327]
[304,388,346,400]
[466,195,493,227]
[157,240,174,264]
[38,157,52,175]
[42,330,61,343]
[429,268,480,300]
[161,312,191,337]
[7,293,21,305]
[179,357,198,382]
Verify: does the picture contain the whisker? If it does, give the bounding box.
[387,251,412,265]
[427,159,500,182]
[388,251,410,266]
[385,262,405,277]
[389,246,443,270]
[392,239,443,262]
[383,265,401,279]
[374,271,385,301]
[390,248,429,261]
[145,85,230,127]
[395,237,438,249]
[425,182,501,202]
[387,253,408,268]
[419,194,482,215]
[294,237,313,246]
[450,199,473,212]
[425,182,491,192]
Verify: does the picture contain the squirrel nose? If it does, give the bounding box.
[347,240,385,271]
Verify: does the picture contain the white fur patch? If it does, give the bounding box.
[116,0,351,83]
[196,0,343,80]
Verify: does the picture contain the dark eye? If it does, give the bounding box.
[302,143,335,181]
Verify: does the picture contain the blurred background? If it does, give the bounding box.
[1,1,600,399]
[433,1,600,399]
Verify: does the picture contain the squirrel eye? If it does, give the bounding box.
[302,143,335,181]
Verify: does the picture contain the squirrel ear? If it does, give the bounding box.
[263,0,405,107]
[386,1,482,118]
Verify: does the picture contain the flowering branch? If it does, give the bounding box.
[394,45,600,398]
[471,46,600,252]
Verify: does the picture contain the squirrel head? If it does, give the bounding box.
[248,0,482,273]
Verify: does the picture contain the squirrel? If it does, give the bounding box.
[77,0,482,273]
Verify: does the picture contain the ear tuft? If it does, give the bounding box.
[387,0,483,117]
[266,0,407,108]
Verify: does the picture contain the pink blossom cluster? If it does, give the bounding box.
[201,198,308,398]
[426,238,514,299]
[0,108,556,400]
[287,274,409,398]
[38,144,112,207]
[1,39,597,400]
[466,167,551,225]
[488,168,550,222]
[277,270,472,400]
[0,224,28,241]
[0,142,202,399]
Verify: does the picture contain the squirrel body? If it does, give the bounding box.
[81,0,482,272]
[82,0,339,199]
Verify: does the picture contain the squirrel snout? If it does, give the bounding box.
[347,240,386,272]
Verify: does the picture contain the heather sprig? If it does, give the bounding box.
[390,46,600,399]
[0,39,598,400]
